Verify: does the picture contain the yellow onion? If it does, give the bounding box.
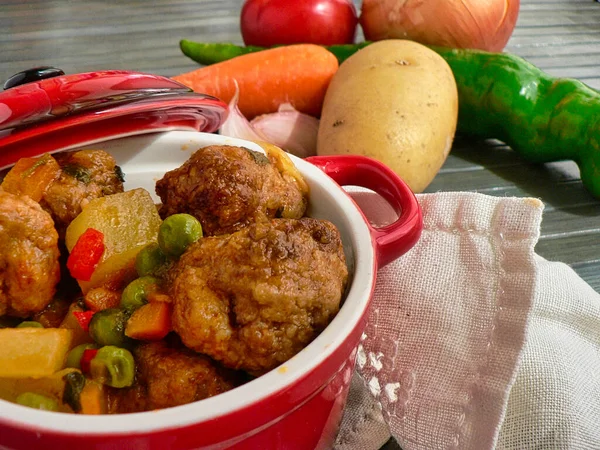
[360,0,520,52]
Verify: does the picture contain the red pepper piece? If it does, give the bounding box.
[80,348,99,374]
[73,310,95,333]
[67,228,105,281]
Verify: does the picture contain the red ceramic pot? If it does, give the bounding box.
[0,71,422,449]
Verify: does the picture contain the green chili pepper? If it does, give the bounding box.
[179,40,266,65]
[179,40,600,198]
[317,42,372,64]
[431,46,600,197]
[89,345,135,388]
[179,39,371,66]
[16,392,59,411]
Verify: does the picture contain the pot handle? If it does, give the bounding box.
[305,155,423,267]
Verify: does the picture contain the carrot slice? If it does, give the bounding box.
[79,380,106,415]
[125,302,172,341]
[172,44,339,119]
[1,153,60,202]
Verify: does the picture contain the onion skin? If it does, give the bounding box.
[360,0,520,52]
[220,86,319,158]
[252,105,319,158]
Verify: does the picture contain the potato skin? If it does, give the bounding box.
[316,40,458,192]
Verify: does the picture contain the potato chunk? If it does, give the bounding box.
[1,153,61,202]
[0,368,79,412]
[0,328,73,378]
[65,189,162,293]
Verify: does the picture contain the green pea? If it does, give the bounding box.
[90,345,135,388]
[66,343,99,370]
[16,321,43,328]
[88,308,131,348]
[135,242,167,277]
[158,213,203,258]
[120,276,160,312]
[16,392,59,411]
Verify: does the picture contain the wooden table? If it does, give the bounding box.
[2,1,599,447]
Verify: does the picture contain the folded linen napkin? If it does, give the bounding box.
[335,191,600,450]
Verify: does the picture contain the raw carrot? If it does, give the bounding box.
[125,302,172,341]
[1,153,60,202]
[172,44,339,119]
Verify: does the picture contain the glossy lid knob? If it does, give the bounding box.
[3,67,65,90]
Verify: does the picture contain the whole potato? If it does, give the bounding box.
[317,40,458,192]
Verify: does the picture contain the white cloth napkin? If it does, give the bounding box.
[335,191,600,450]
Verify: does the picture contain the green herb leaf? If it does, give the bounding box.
[114,165,125,183]
[63,164,91,184]
[244,148,270,166]
[22,153,51,178]
[62,370,86,412]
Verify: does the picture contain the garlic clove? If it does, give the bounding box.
[251,103,319,158]
[220,84,319,158]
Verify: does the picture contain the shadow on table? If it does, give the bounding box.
[427,136,600,216]
[381,437,403,450]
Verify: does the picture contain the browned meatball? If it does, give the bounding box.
[170,218,348,374]
[111,340,244,413]
[0,189,61,318]
[40,149,124,237]
[155,145,308,236]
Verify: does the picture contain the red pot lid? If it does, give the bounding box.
[0,68,228,168]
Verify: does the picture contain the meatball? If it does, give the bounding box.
[170,218,349,374]
[155,145,308,236]
[0,189,61,317]
[40,149,124,237]
[111,340,244,413]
